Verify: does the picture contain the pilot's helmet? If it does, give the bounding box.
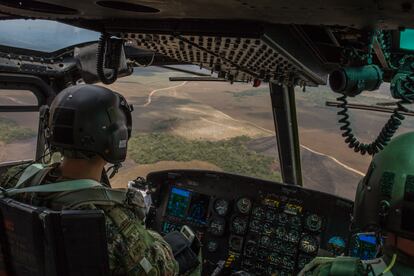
[352,132,414,240]
[47,84,133,164]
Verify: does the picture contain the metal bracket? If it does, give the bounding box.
[269,82,302,186]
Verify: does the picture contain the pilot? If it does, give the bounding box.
[0,85,200,275]
[300,132,414,275]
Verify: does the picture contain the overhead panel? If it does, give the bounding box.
[122,31,326,86]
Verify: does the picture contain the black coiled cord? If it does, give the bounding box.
[337,95,408,155]
[96,32,119,85]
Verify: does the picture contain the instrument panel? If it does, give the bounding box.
[146,170,353,276]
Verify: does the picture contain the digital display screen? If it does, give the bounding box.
[359,234,376,244]
[400,28,414,51]
[166,187,191,218]
[350,233,382,260]
[166,187,210,225]
[187,193,210,224]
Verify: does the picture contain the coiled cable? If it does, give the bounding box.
[96,32,119,85]
[337,95,408,155]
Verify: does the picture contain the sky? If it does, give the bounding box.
[0,19,99,52]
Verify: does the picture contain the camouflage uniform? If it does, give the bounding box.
[0,163,179,276]
[299,246,414,276]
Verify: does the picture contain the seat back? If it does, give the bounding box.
[0,198,109,276]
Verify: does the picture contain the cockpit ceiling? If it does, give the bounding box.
[0,0,414,29]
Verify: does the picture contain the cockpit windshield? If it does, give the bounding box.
[2,19,413,202]
[0,19,99,52]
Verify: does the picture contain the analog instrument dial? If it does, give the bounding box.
[229,235,244,252]
[265,209,276,221]
[214,198,230,216]
[290,215,302,228]
[300,235,319,254]
[268,252,281,265]
[282,256,295,270]
[271,239,282,251]
[206,240,219,252]
[244,240,257,257]
[209,217,226,236]
[277,213,288,224]
[231,215,249,235]
[259,235,271,248]
[275,226,287,239]
[306,214,323,232]
[281,242,297,255]
[252,206,265,219]
[249,219,262,232]
[286,230,300,243]
[236,197,252,214]
[263,222,274,235]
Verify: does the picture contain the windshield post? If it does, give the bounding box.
[269,82,303,186]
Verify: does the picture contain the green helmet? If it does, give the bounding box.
[47,84,133,164]
[352,132,414,240]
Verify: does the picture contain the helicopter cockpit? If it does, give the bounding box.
[0,1,414,276]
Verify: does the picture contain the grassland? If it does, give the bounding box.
[0,117,36,143]
[128,133,281,182]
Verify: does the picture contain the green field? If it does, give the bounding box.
[0,117,36,143]
[128,133,281,182]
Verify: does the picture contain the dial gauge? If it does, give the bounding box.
[252,206,265,219]
[244,240,257,257]
[275,226,286,239]
[209,217,226,236]
[271,239,282,251]
[300,235,319,254]
[231,215,248,235]
[306,214,323,232]
[206,240,219,252]
[286,230,300,243]
[229,235,244,252]
[236,197,252,214]
[290,215,302,228]
[268,252,281,265]
[277,213,288,224]
[263,222,274,235]
[214,198,229,216]
[282,256,295,270]
[259,235,271,248]
[265,209,276,221]
[249,219,262,232]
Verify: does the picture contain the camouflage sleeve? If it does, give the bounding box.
[298,257,334,276]
[0,164,28,189]
[298,257,365,276]
[104,205,179,276]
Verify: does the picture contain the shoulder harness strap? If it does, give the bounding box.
[49,187,127,210]
[5,163,129,211]
[14,163,47,188]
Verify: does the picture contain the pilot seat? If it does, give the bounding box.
[0,197,110,276]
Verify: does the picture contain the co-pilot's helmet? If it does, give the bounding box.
[352,132,414,240]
